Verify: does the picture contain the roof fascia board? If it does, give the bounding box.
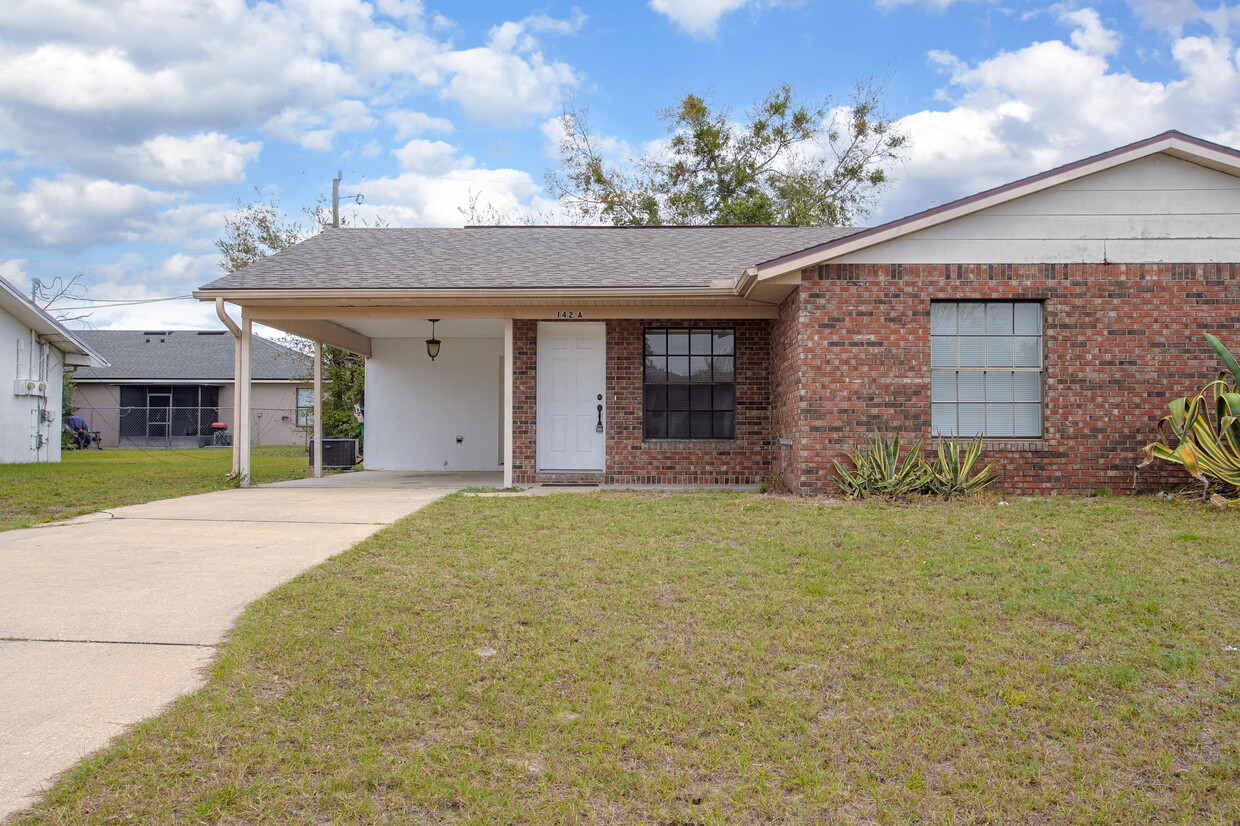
[752,132,1240,281]
[195,286,744,304]
[246,304,778,322]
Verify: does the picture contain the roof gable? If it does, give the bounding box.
[752,130,1240,278]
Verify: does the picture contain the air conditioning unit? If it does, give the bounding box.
[14,379,47,397]
[310,438,359,469]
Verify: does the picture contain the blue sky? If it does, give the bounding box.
[1,0,1238,329]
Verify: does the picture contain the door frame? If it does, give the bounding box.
[536,322,606,472]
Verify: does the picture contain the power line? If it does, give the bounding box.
[50,294,196,310]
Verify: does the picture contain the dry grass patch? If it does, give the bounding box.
[13,493,1240,824]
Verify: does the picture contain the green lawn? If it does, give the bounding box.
[13,492,1240,824]
[0,446,312,531]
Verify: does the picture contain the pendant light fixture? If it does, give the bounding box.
[426,319,441,361]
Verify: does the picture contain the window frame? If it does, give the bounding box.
[642,326,737,441]
[295,387,314,428]
[929,301,1044,439]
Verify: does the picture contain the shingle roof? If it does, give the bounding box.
[198,225,862,291]
[73,330,309,382]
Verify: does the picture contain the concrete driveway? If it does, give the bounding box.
[0,471,496,820]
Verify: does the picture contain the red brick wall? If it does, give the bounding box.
[784,262,1240,496]
[510,319,537,482]
[770,287,803,492]
[510,319,774,486]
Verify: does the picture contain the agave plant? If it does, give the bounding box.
[927,434,997,500]
[1140,334,1240,497]
[833,431,932,498]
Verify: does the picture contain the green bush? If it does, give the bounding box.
[1140,334,1240,498]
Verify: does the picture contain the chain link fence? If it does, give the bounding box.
[73,405,309,449]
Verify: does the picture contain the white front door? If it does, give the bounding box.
[537,322,606,471]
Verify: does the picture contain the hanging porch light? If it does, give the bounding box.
[426,319,441,361]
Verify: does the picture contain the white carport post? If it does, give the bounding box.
[238,311,253,487]
[503,317,514,488]
[214,298,242,479]
[313,341,323,478]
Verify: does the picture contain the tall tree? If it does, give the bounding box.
[546,79,907,227]
[214,193,364,441]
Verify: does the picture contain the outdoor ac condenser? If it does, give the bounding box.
[310,438,358,469]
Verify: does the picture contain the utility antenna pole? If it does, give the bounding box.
[331,170,342,228]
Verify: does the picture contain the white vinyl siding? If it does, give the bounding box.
[833,155,1240,265]
[931,302,1042,438]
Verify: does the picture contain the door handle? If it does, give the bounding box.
[596,403,604,433]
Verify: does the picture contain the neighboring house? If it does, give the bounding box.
[73,330,311,448]
[194,131,1240,494]
[0,275,101,464]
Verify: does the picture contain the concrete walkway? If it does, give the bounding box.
[0,471,486,820]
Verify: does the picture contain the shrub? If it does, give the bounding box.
[927,434,997,500]
[834,432,996,500]
[1140,334,1240,499]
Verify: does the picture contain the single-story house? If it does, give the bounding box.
[194,130,1240,494]
[0,274,101,464]
[73,330,310,448]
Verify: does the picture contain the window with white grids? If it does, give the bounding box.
[296,387,313,428]
[930,301,1042,438]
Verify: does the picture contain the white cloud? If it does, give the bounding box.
[0,259,30,291]
[874,0,974,10]
[119,133,262,187]
[649,0,754,37]
[434,13,582,126]
[869,9,1240,224]
[3,174,178,248]
[0,1,585,177]
[392,139,462,175]
[386,109,455,139]
[350,140,541,225]
[1124,0,1205,32]
[650,0,798,36]
[262,100,375,150]
[65,252,225,330]
[1060,7,1122,56]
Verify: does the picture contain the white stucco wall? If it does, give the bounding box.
[364,337,503,471]
[834,154,1240,264]
[1,307,64,464]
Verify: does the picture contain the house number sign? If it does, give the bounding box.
[555,310,584,319]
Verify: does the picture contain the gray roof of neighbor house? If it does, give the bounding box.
[197,225,863,291]
[73,330,309,382]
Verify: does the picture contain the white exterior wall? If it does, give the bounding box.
[836,155,1240,264]
[365,336,503,471]
[1,307,64,464]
